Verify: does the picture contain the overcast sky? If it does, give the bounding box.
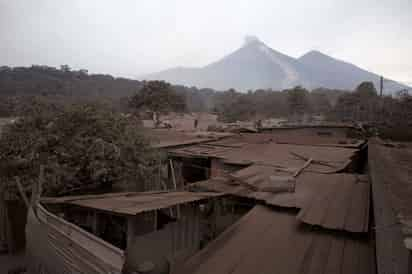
[1,0,411,85]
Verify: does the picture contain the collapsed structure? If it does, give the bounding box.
[20,124,403,274]
[165,126,374,274]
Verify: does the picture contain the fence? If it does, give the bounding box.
[26,204,124,274]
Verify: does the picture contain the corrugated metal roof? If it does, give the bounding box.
[296,173,370,233]
[171,141,358,173]
[211,131,365,148]
[369,136,412,273]
[369,139,412,227]
[143,128,233,148]
[193,176,297,208]
[193,171,370,233]
[172,205,375,274]
[42,191,223,216]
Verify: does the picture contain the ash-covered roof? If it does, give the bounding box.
[369,139,412,251]
[171,127,372,273]
[42,191,223,216]
[172,205,375,274]
[193,170,370,233]
[171,140,359,173]
[143,128,233,148]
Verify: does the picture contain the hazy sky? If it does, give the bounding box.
[1,0,411,85]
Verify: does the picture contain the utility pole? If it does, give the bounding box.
[380,76,383,96]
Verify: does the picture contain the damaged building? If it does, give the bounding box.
[26,190,249,274]
[20,124,412,274]
[159,126,374,274]
[166,126,366,186]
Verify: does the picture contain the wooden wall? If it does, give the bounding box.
[25,205,124,274]
[123,204,201,273]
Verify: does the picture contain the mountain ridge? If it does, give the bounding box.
[142,38,410,93]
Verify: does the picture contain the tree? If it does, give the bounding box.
[286,86,311,119]
[0,98,161,197]
[331,81,380,122]
[333,93,359,121]
[355,81,377,97]
[60,64,71,72]
[309,92,332,115]
[129,81,186,116]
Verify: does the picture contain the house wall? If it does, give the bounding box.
[6,200,27,252]
[213,198,252,236]
[0,184,28,254]
[50,205,129,250]
[123,204,201,274]
[0,194,27,254]
[171,157,210,187]
[0,185,8,252]
[211,159,226,178]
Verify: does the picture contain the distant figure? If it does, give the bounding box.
[194,119,198,129]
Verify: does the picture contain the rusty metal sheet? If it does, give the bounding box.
[296,173,370,233]
[26,205,124,274]
[171,141,358,174]
[144,128,233,149]
[369,139,412,274]
[202,130,364,148]
[194,172,370,233]
[172,205,375,274]
[42,191,223,216]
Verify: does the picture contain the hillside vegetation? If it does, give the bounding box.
[1,65,412,140]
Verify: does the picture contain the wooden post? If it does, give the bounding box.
[29,165,44,211]
[158,157,162,190]
[159,156,167,191]
[169,159,177,190]
[293,158,313,178]
[15,177,30,209]
[37,165,44,202]
[127,216,135,249]
[91,211,98,235]
[153,210,158,231]
[169,159,181,218]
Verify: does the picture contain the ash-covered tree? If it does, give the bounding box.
[355,81,377,96]
[213,89,255,122]
[286,86,311,120]
[378,91,412,140]
[129,81,186,122]
[0,97,162,197]
[333,81,379,122]
[309,90,333,115]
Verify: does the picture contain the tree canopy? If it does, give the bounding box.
[0,98,161,197]
[129,81,186,115]
[332,81,379,122]
[286,86,311,118]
